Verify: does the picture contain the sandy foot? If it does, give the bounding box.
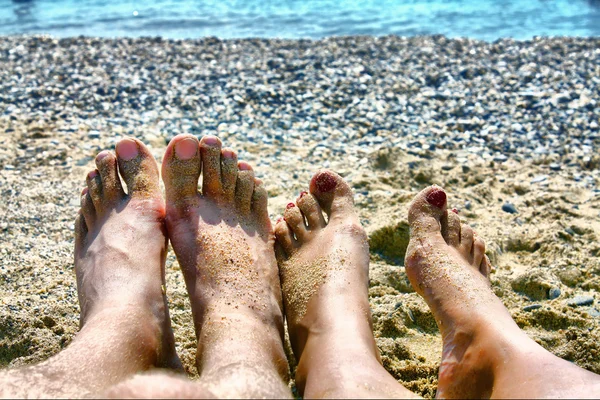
[275,170,415,398]
[405,185,600,398]
[75,137,180,369]
[162,134,290,398]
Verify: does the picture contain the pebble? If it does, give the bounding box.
[502,202,518,214]
[523,304,542,311]
[530,175,548,184]
[548,287,561,300]
[549,163,561,171]
[567,296,594,307]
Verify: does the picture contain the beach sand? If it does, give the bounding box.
[0,35,599,397]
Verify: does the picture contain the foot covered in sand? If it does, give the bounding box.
[406,185,600,398]
[162,134,290,398]
[275,170,414,398]
[75,138,180,371]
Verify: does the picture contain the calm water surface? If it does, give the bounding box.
[1,0,600,40]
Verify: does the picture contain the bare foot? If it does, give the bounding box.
[405,186,600,399]
[275,170,415,399]
[75,138,180,371]
[162,134,291,398]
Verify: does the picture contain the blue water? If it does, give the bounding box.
[1,0,600,40]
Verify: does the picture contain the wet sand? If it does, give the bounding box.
[1,35,599,397]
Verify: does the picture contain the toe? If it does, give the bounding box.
[235,162,255,216]
[74,212,87,256]
[251,179,270,226]
[407,185,447,242]
[86,169,102,211]
[473,237,486,270]
[116,138,161,198]
[221,147,238,203]
[81,191,96,229]
[308,169,354,223]
[442,210,461,247]
[459,224,475,262]
[480,255,492,278]
[275,218,297,255]
[162,134,201,207]
[296,191,326,229]
[200,135,223,199]
[95,150,125,203]
[283,203,309,242]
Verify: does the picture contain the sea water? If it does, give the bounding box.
[1,0,599,40]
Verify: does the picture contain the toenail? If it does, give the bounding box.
[202,135,220,146]
[314,173,337,192]
[87,170,98,179]
[451,208,459,214]
[286,203,296,209]
[175,138,198,160]
[276,217,283,223]
[96,151,110,161]
[222,149,235,159]
[116,139,139,161]
[299,191,308,199]
[81,187,88,196]
[238,162,253,171]
[426,188,447,209]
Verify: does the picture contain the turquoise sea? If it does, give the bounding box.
[1,0,600,40]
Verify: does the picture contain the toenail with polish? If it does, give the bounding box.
[117,139,139,161]
[276,217,283,223]
[286,203,296,209]
[315,173,337,192]
[425,188,446,209]
[175,138,198,160]
[88,170,98,179]
[451,208,459,214]
[203,136,219,146]
[299,191,308,199]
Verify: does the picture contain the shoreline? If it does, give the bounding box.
[1,35,599,396]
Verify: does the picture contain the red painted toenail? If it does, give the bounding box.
[299,191,308,199]
[175,138,198,160]
[425,188,446,209]
[315,173,337,192]
[451,208,459,214]
[286,203,296,209]
[87,170,98,179]
[116,139,139,161]
[276,217,283,223]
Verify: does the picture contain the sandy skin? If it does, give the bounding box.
[405,185,600,398]
[275,169,416,398]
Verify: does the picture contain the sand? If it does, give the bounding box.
[1,35,599,398]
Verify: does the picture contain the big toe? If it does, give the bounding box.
[116,138,161,199]
[161,134,201,207]
[407,185,448,242]
[308,169,355,223]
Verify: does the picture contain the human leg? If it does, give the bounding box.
[162,134,291,398]
[405,185,600,398]
[274,170,417,399]
[0,138,181,398]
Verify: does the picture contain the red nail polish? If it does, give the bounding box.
[299,191,308,198]
[451,208,459,214]
[286,203,295,209]
[276,217,283,223]
[315,173,337,192]
[425,188,446,209]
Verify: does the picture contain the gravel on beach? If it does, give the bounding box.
[1,35,599,397]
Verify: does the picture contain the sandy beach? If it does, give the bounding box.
[1,35,599,397]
